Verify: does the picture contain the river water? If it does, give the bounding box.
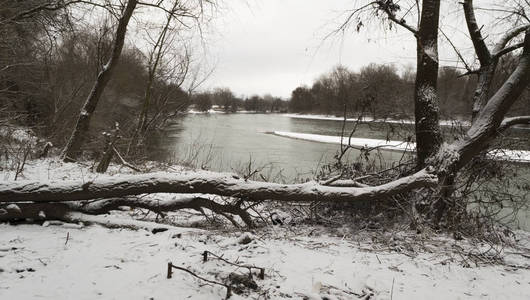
[148,113,413,179]
[147,113,529,229]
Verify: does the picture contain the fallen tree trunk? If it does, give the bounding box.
[0,195,255,228]
[0,169,438,204]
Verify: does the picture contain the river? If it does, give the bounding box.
[147,113,415,179]
[147,113,529,230]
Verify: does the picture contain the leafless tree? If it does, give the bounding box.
[61,0,138,162]
[61,0,215,162]
[126,0,191,155]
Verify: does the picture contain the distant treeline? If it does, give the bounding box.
[288,62,530,119]
[192,89,288,113]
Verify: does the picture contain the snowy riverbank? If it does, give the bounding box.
[1,158,530,299]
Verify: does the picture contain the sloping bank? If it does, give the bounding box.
[271,131,530,163]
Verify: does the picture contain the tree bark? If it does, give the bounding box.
[414,0,442,168]
[61,0,138,162]
[0,169,438,204]
[432,28,530,221]
[0,195,255,228]
[454,29,530,171]
[463,0,530,123]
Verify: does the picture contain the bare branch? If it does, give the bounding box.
[462,0,491,66]
[440,27,473,73]
[376,0,418,36]
[491,25,530,59]
[499,115,530,131]
[495,25,530,51]
[493,42,525,59]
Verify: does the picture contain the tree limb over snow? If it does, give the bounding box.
[0,169,438,204]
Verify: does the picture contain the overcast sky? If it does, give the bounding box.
[195,0,518,98]
[199,0,421,98]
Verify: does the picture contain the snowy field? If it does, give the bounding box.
[1,223,530,300]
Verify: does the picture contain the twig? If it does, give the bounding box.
[113,146,142,172]
[391,277,395,300]
[203,250,265,279]
[167,262,232,299]
[14,145,30,181]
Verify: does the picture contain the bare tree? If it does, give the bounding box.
[335,0,443,168]
[127,1,180,154]
[61,0,138,162]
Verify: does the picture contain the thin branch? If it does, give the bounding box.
[493,42,525,60]
[439,27,472,73]
[168,263,231,299]
[376,0,418,36]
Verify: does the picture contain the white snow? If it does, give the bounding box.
[1,224,529,300]
[273,131,415,152]
[187,109,220,114]
[423,44,439,63]
[0,126,39,146]
[272,131,530,163]
[0,144,529,298]
[283,113,470,127]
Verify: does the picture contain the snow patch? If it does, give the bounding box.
[283,113,470,127]
[272,131,415,152]
[272,131,530,163]
[423,42,438,63]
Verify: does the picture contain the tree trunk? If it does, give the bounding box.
[0,168,438,204]
[414,0,442,168]
[96,123,120,173]
[454,30,530,170]
[0,195,255,228]
[432,28,530,220]
[61,0,137,162]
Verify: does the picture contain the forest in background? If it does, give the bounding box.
[289,62,530,120]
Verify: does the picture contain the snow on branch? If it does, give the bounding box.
[0,169,438,204]
[499,116,530,131]
[494,25,530,54]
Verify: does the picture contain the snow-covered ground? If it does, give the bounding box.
[1,223,530,300]
[1,158,530,299]
[272,131,530,163]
